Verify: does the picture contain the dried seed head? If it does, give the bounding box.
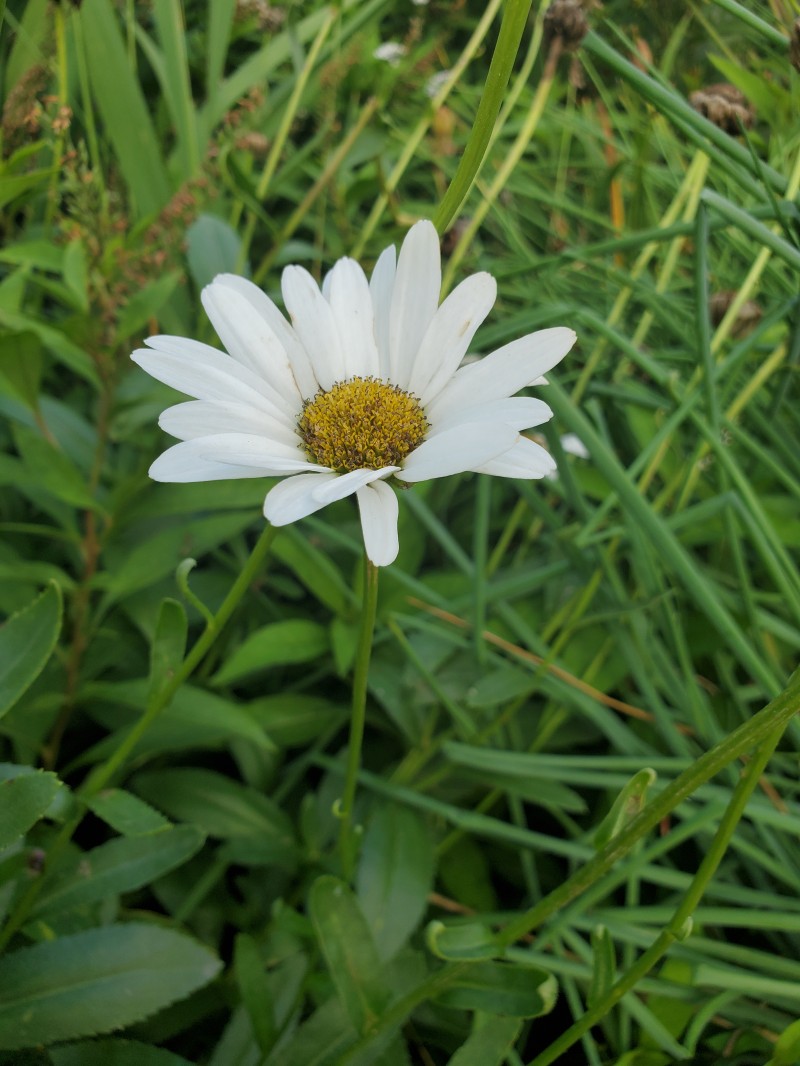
[544,0,589,51]
[710,291,762,335]
[689,83,754,135]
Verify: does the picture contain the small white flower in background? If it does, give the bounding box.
[373,41,406,65]
[132,221,576,567]
[425,70,451,98]
[546,433,589,480]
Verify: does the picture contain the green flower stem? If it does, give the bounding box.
[432,0,533,235]
[0,523,278,952]
[526,723,787,1066]
[339,557,380,881]
[495,668,800,949]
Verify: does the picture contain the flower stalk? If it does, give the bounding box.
[339,557,380,880]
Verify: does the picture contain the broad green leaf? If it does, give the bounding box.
[0,331,43,409]
[436,961,557,1018]
[12,426,97,510]
[357,804,435,960]
[0,581,62,719]
[447,1017,522,1065]
[426,921,500,962]
[50,1038,195,1065]
[63,239,89,312]
[309,875,389,1034]
[0,240,65,272]
[86,789,171,836]
[30,825,204,919]
[117,271,181,339]
[272,528,353,617]
[132,768,297,867]
[771,1017,800,1066]
[80,0,171,216]
[186,213,243,289]
[0,771,61,850]
[0,923,222,1049]
[148,598,188,701]
[213,619,329,686]
[594,769,657,850]
[247,693,347,748]
[233,933,276,1054]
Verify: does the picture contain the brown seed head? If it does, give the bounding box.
[544,0,589,52]
[689,83,754,135]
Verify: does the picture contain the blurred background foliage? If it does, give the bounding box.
[1,0,800,1063]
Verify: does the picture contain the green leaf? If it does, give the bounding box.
[30,825,205,919]
[426,921,500,962]
[63,239,89,312]
[148,598,188,702]
[272,528,353,617]
[0,331,43,409]
[0,771,62,850]
[446,1017,522,1066]
[186,213,243,289]
[0,582,62,719]
[233,933,276,1055]
[357,804,435,960]
[0,923,222,1049]
[309,875,389,1034]
[771,1017,800,1066]
[50,1039,196,1065]
[436,961,558,1018]
[213,619,329,685]
[132,768,297,867]
[81,0,171,216]
[593,769,657,850]
[117,271,181,340]
[86,789,171,836]
[588,925,616,1008]
[12,426,98,510]
[247,693,347,748]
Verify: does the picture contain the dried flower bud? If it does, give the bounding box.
[791,18,800,74]
[710,291,762,335]
[544,0,589,51]
[689,83,754,135]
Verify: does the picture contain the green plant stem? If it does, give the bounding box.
[496,667,800,949]
[526,723,787,1066]
[338,557,379,881]
[433,0,532,235]
[0,523,278,952]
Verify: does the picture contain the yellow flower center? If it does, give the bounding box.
[298,377,429,472]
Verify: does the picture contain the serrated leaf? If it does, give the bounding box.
[446,1017,522,1065]
[357,804,435,961]
[436,961,557,1018]
[132,768,297,867]
[309,875,389,1034]
[213,619,329,686]
[0,923,222,1049]
[86,789,172,836]
[0,771,62,850]
[50,1038,196,1065]
[0,581,62,718]
[30,825,204,919]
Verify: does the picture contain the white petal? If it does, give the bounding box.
[134,340,294,427]
[327,258,380,379]
[370,244,396,379]
[561,433,589,459]
[263,472,339,525]
[430,396,553,436]
[388,221,441,388]
[409,272,496,403]
[357,480,399,566]
[211,274,318,399]
[281,266,344,391]
[476,436,556,478]
[158,400,298,446]
[150,441,307,483]
[400,422,518,482]
[174,432,317,471]
[427,327,577,422]
[201,283,301,405]
[311,465,398,506]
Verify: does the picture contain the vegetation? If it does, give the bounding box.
[1,0,799,1062]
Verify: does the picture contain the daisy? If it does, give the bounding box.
[132,221,576,567]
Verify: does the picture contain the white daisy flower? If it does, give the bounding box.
[132,221,576,567]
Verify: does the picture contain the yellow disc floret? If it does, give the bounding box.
[298,376,429,472]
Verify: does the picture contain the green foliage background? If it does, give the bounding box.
[1,0,800,1063]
